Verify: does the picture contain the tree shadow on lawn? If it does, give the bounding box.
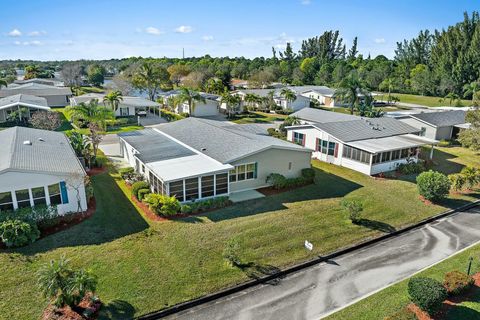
[430,148,467,175]
[437,192,480,210]
[356,219,396,233]
[179,168,363,223]
[98,299,136,320]
[237,262,282,285]
[12,173,149,255]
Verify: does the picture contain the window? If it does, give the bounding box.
[229,163,257,183]
[343,145,372,164]
[321,140,328,154]
[328,142,336,156]
[185,178,199,201]
[16,189,31,208]
[293,132,305,145]
[201,176,215,198]
[288,162,292,170]
[420,127,426,136]
[32,186,46,206]
[391,150,401,161]
[48,183,62,206]
[380,151,391,163]
[229,169,237,182]
[237,165,246,181]
[246,163,255,179]
[0,191,13,212]
[216,173,228,195]
[169,180,184,202]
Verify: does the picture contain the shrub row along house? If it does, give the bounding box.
[287,108,438,175]
[0,127,87,214]
[119,118,312,202]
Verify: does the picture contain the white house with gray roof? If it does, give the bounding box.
[232,88,310,113]
[119,118,312,202]
[0,127,87,214]
[396,110,468,141]
[157,91,221,117]
[0,83,72,107]
[286,108,437,175]
[0,94,50,123]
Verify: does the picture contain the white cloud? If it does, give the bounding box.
[7,29,22,37]
[202,35,214,41]
[175,25,193,33]
[301,0,311,5]
[374,38,386,44]
[14,40,43,46]
[145,27,164,35]
[13,41,21,45]
[28,30,47,36]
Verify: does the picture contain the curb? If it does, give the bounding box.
[136,200,480,320]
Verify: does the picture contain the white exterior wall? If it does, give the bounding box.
[115,105,136,117]
[119,139,138,168]
[274,96,310,112]
[229,148,312,193]
[398,117,437,140]
[45,95,70,107]
[192,100,219,117]
[0,171,87,214]
[300,91,335,107]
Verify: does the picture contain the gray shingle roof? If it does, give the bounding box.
[312,118,421,142]
[156,118,309,163]
[411,110,467,127]
[288,85,335,96]
[0,83,72,97]
[0,127,85,175]
[118,129,195,163]
[0,94,49,109]
[71,93,160,108]
[291,107,359,123]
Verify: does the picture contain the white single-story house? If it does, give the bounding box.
[231,88,311,113]
[157,91,221,117]
[396,110,468,141]
[0,94,50,123]
[14,78,64,87]
[290,86,336,107]
[70,93,161,117]
[119,118,312,202]
[286,108,437,176]
[0,127,87,214]
[0,83,72,107]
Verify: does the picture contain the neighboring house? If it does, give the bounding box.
[70,93,161,117]
[119,118,312,201]
[0,94,50,123]
[286,108,437,176]
[396,110,468,140]
[13,78,64,87]
[291,86,336,107]
[290,107,359,124]
[177,93,220,117]
[231,88,310,113]
[0,127,87,214]
[0,83,72,107]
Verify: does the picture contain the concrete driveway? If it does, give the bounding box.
[164,205,480,320]
[99,134,121,157]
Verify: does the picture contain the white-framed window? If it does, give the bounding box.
[48,183,62,206]
[32,186,47,206]
[15,189,31,208]
[229,163,257,183]
[0,191,14,212]
[293,132,305,145]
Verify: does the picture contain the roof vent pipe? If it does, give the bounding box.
[23,140,32,145]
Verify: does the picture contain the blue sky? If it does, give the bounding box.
[0,0,477,61]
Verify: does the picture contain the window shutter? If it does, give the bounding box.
[302,134,306,146]
[254,162,258,179]
[59,181,69,204]
[315,138,319,151]
[334,143,339,158]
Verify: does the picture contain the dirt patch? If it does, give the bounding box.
[257,182,312,196]
[41,293,102,320]
[87,167,107,176]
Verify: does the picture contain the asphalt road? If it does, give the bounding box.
[164,205,480,320]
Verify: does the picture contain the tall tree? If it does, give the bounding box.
[103,90,123,112]
[333,71,370,114]
[131,61,171,101]
[347,37,358,60]
[280,88,297,107]
[220,92,241,119]
[178,87,206,115]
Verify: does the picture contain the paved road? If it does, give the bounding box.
[165,205,480,320]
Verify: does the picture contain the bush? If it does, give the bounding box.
[131,181,149,199]
[94,155,108,168]
[137,189,150,201]
[416,170,451,202]
[188,196,231,214]
[160,109,185,122]
[143,194,180,216]
[408,277,447,315]
[340,199,364,224]
[85,176,94,201]
[223,237,242,267]
[437,139,452,147]
[180,204,192,214]
[119,167,135,180]
[449,173,466,191]
[0,219,40,247]
[384,307,418,320]
[398,160,425,175]
[267,127,286,139]
[0,205,59,225]
[443,271,474,295]
[301,168,316,182]
[266,173,288,189]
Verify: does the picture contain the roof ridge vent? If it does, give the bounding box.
[38,138,45,142]
[23,140,32,145]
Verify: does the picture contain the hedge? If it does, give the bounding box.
[137,189,151,201]
[131,181,149,199]
[408,277,447,315]
[443,271,474,295]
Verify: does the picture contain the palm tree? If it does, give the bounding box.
[379,78,395,103]
[280,88,297,108]
[463,82,480,105]
[220,92,241,119]
[0,79,7,89]
[103,90,123,112]
[442,92,460,106]
[244,93,261,111]
[67,99,114,131]
[333,72,370,115]
[178,87,206,116]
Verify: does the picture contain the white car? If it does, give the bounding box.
[137,110,147,117]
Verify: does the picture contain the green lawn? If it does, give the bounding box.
[376,92,471,108]
[231,111,288,124]
[432,146,480,175]
[326,243,480,320]
[316,106,409,115]
[0,152,478,319]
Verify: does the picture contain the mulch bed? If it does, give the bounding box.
[87,166,107,176]
[257,182,312,196]
[41,293,102,320]
[407,273,480,320]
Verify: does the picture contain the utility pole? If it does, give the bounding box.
[182,48,185,59]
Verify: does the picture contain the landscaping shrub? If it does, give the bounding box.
[408,277,447,315]
[143,194,180,216]
[223,237,242,267]
[0,219,40,247]
[188,197,231,214]
[94,155,108,168]
[137,189,150,201]
[0,205,59,225]
[443,271,474,295]
[131,181,149,199]
[301,168,316,182]
[460,166,480,189]
[397,160,425,175]
[416,170,451,202]
[340,199,364,224]
[384,307,418,320]
[437,139,452,147]
[267,127,286,139]
[266,172,313,190]
[266,173,288,189]
[119,167,135,180]
[449,173,466,191]
[180,204,192,214]
[160,109,185,122]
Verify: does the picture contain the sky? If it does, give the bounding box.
[0,0,477,61]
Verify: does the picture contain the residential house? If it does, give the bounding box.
[291,86,336,107]
[119,118,312,201]
[157,91,221,117]
[70,93,161,117]
[0,127,87,214]
[231,88,310,113]
[286,108,437,176]
[13,78,64,87]
[0,94,50,123]
[0,83,72,107]
[396,110,468,140]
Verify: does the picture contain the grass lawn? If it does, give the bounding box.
[0,152,478,319]
[317,106,409,115]
[231,111,288,124]
[432,146,480,174]
[325,243,480,320]
[376,92,471,108]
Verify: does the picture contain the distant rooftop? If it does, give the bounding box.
[71,93,160,107]
[411,110,467,127]
[0,94,49,110]
[0,82,72,97]
[291,107,359,123]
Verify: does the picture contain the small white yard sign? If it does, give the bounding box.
[304,240,313,251]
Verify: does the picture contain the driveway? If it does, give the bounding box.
[163,205,480,320]
[99,134,120,157]
[139,113,168,126]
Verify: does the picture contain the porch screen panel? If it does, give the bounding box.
[169,180,184,202]
[201,176,214,198]
[215,173,228,195]
[185,178,199,201]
